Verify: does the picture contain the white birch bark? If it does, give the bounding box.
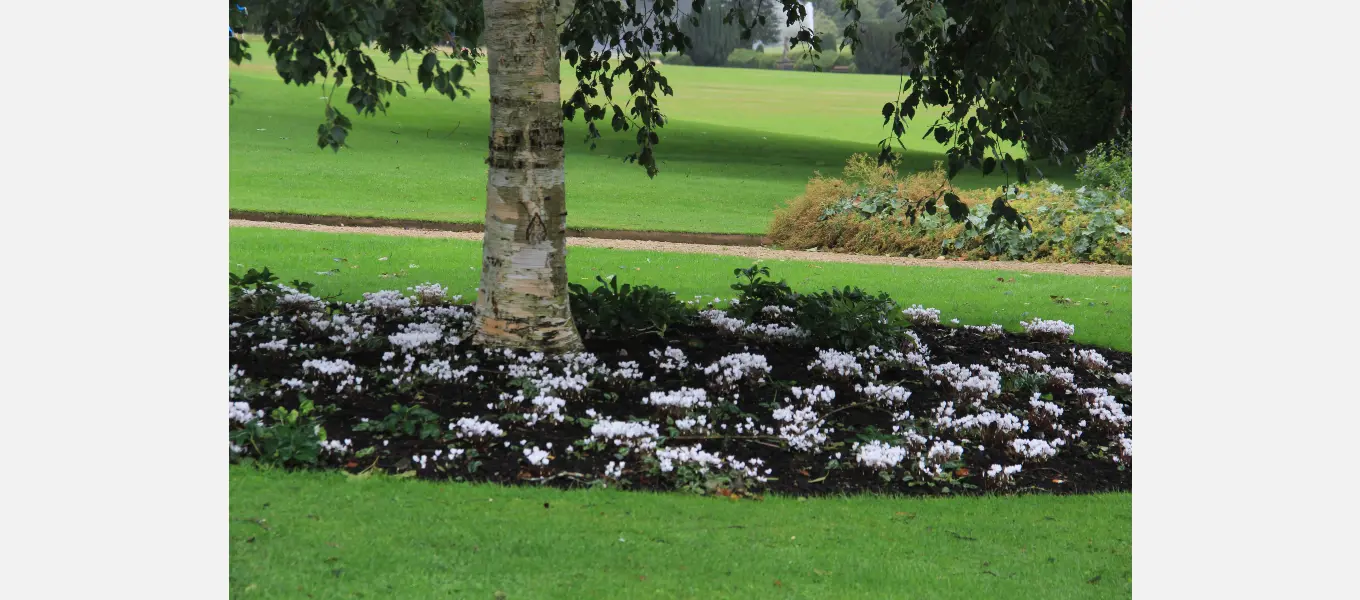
[473,0,584,352]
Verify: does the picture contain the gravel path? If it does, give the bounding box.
[231,219,1132,278]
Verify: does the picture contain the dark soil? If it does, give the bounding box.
[230,303,1132,498]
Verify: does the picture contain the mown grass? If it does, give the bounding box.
[229,38,1072,234]
[231,466,1131,599]
[229,227,1131,351]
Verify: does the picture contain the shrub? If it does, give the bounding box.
[569,275,693,339]
[1077,136,1132,201]
[230,396,335,468]
[725,264,908,349]
[795,286,909,349]
[852,20,908,75]
[768,155,1132,264]
[680,4,740,66]
[229,267,324,319]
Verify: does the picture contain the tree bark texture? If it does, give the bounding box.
[473,0,584,352]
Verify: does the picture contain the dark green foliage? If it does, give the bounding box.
[231,397,330,468]
[727,264,907,349]
[794,286,908,349]
[1076,136,1133,200]
[861,0,1131,182]
[726,265,799,320]
[681,2,741,66]
[228,0,480,152]
[851,20,905,75]
[229,267,320,318]
[569,275,694,339]
[354,404,445,441]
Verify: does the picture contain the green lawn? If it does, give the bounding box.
[230,226,1131,351]
[230,40,1072,234]
[231,467,1131,599]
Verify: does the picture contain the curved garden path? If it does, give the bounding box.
[230,219,1132,278]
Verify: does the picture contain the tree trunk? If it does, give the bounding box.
[473,0,584,352]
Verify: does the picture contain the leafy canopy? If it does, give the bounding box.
[230,0,1128,223]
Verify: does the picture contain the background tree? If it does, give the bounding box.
[229,0,1128,351]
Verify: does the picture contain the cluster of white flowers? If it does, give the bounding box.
[791,385,836,405]
[303,358,364,393]
[1079,388,1132,429]
[279,378,306,390]
[725,456,771,481]
[855,440,908,469]
[1041,365,1077,391]
[302,357,355,376]
[277,289,327,313]
[808,348,863,379]
[927,363,1002,402]
[1009,348,1049,366]
[229,401,262,425]
[937,409,1029,438]
[604,461,625,479]
[1020,318,1075,340]
[643,387,711,411]
[761,305,796,317]
[523,446,552,466]
[589,418,661,450]
[1115,434,1133,463]
[320,438,354,455]
[772,404,828,451]
[703,353,772,388]
[1010,438,1063,460]
[985,463,1023,484]
[558,352,605,376]
[742,322,809,340]
[357,290,414,317]
[730,416,775,436]
[855,383,912,407]
[655,444,725,473]
[253,338,290,353]
[698,309,748,334]
[311,314,378,346]
[1073,348,1110,372]
[407,282,448,305]
[654,445,769,481]
[450,417,505,439]
[1113,372,1133,388]
[902,304,942,325]
[528,394,568,424]
[1028,394,1065,420]
[649,347,689,371]
[389,322,456,353]
[964,324,1006,338]
[229,365,247,399]
[609,361,645,381]
[418,359,480,382]
[534,372,590,396]
[674,415,710,433]
[917,440,964,476]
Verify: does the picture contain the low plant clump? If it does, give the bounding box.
[229,265,1132,498]
[769,154,1132,264]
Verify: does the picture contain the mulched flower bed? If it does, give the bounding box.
[230,281,1132,498]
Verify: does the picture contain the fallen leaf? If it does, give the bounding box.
[638,575,647,581]
[774,579,783,587]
